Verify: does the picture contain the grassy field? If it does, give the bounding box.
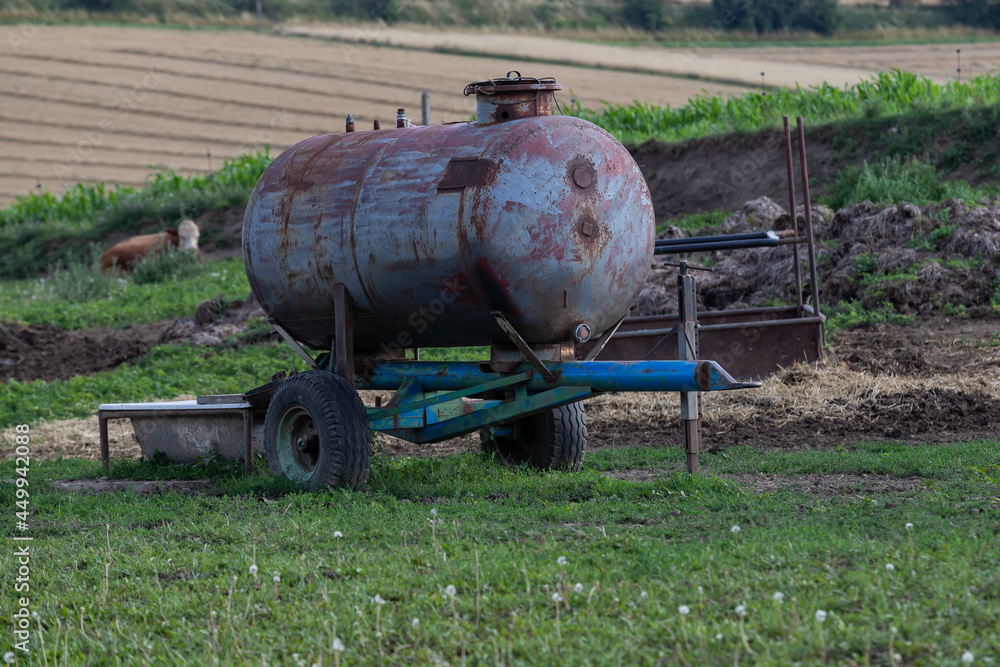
[2,440,998,665]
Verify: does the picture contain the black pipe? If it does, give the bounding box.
[654,237,780,255]
[655,231,776,246]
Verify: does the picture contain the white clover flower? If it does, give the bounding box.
[334,531,343,538]
[730,525,741,534]
[411,618,420,628]
[574,583,584,594]
[430,508,438,516]
[332,638,345,652]
[372,594,386,605]
[445,585,456,597]
[552,592,562,603]
[249,564,258,576]
[735,604,746,617]
[962,651,974,664]
[815,609,827,623]
[3,652,14,665]
[886,563,895,572]
[905,522,914,531]
[678,605,690,616]
[273,573,281,583]
[557,556,567,566]
[773,592,784,602]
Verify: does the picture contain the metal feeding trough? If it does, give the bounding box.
[99,73,764,486]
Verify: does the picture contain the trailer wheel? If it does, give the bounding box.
[482,402,586,471]
[264,370,372,489]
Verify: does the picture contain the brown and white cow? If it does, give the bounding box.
[99,220,201,272]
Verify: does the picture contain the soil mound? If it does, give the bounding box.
[636,196,1000,318]
[1,295,270,383]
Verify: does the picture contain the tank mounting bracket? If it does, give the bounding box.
[491,312,557,383]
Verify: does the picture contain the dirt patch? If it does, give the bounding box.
[636,196,1000,317]
[0,320,172,383]
[49,478,213,495]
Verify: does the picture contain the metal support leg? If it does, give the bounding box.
[333,284,355,387]
[99,412,109,469]
[678,266,702,474]
[243,408,254,474]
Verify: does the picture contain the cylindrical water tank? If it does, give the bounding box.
[243,75,654,351]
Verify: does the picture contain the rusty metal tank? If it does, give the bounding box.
[243,75,655,351]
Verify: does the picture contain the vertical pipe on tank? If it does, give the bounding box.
[345,114,355,133]
[396,109,408,128]
[421,92,430,125]
[373,120,381,130]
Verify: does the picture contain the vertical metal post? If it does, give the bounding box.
[421,92,430,126]
[345,114,355,132]
[333,284,355,387]
[243,409,254,474]
[677,262,701,474]
[256,1,262,31]
[373,120,380,130]
[99,413,109,469]
[796,117,822,321]
[783,117,804,316]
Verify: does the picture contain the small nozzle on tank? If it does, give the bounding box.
[345,114,355,133]
[574,323,592,343]
[373,120,381,130]
[396,108,408,128]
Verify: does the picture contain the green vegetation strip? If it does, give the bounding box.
[0,257,249,330]
[0,343,309,427]
[2,441,997,664]
[569,70,1000,145]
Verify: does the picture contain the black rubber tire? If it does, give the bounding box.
[482,402,587,471]
[264,370,372,489]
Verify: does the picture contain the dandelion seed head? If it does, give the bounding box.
[334,531,343,538]
[640,590,648,600]
[735,604,746,617]
[411,618,420,628]
[430,508,438,516]
[332,638,345,652]
[886,563,895,572]
[3,652,14,665]
[815,609,827,623]
[445,584,456,597]
[552,592,562,603]
[962,650,974,664]
[557,556,567,566]
[773,592,784,602]
[273,573,281,583]
[715,634,723,641]
[678,605,690,615]
[372,594,386,605]
[905,522,914,531]
[574,583,584,594]
[730,525,741,534]
[249,564,258,575]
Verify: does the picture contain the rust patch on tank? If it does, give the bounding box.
[470,258,522,318]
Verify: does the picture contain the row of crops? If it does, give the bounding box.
[567,69,1000,144]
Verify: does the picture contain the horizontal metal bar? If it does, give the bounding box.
[611,316,824,340]
[623,306,801,324]
[366,372,529,421]
[655,237,779,254]
[697,317,825,332]
[379,386,593,444]
[655,230,777,245]
[359,360,758,393]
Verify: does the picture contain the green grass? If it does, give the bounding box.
[0,151,270,279]
[0,342,310,428]
[0,256,250,330]
[824,300,916,336]
[2,439,997,665]
[568,69,1000,146]
[828,156,997,209]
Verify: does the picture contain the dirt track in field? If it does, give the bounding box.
[0,24,748,203]
[286,25,1000,89]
